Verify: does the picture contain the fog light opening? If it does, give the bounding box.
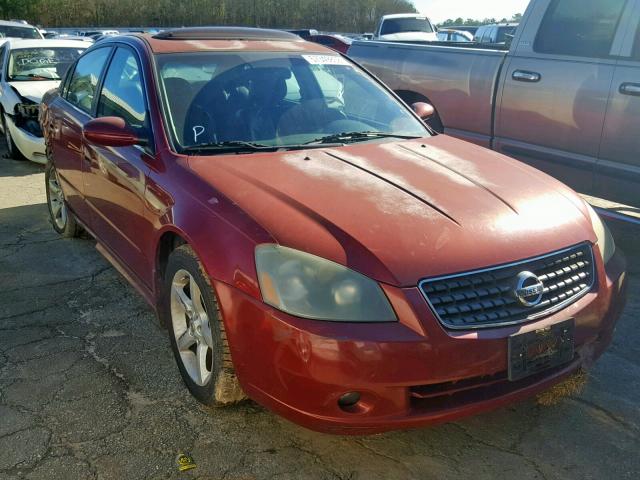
[338,391,361,412]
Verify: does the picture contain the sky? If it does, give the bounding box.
[412,0,531,23]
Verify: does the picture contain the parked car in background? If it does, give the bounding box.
[286,28,318,39]
[374,13,438,42]
[0,39,86,162]
[307,33,352,53]
[40,27,625,435]
[473,23,518,46]
[447,25,479,36]
[436,28,473,42]
[0,20,43,40]
[349,0,640,207]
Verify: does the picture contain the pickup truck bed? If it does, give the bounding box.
[349,0,640,207]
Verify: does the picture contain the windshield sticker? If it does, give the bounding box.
[302,55,350,66]
[192,125,205,143]
[17,56,56,66]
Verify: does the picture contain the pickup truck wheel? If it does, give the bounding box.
[2,113,25,161]
[45,162,81,237]
[163,245,246,406]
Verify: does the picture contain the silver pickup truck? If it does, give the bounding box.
[349,0,640,207]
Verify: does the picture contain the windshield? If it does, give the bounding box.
[380,18,434,35]
[0,26,41,39]
[156,52,429,152]
[8,47,85,81]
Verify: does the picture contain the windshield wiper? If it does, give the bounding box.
[305,131,421,145]
[183,140,345,154]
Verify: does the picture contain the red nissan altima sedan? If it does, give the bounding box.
[40,27,627,435]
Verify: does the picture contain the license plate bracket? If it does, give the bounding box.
[508,319,574,381]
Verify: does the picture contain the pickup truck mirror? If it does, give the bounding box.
[83,116,141,148]
[411,102,435,121]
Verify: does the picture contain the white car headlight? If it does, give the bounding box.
[255,245,397,322]
[586,203,615,264]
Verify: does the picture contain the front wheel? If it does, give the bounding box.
[45,162,81,237]
[162,245,245,406]
[3,113,25,160]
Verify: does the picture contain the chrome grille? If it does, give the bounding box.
[419,243,595,329]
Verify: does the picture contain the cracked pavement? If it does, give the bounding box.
[1,156,639,480]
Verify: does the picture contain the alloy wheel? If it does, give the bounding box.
[170,269,214,386]
[47,167,68,230]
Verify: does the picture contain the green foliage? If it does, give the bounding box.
[6,0,416,31]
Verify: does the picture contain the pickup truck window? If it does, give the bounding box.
[380,18,434,36]
[534,0,627,58]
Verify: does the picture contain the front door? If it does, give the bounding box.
[82,46,155,287]
[494,0,629,195]
[597,7,640,207]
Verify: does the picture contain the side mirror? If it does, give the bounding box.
[83,116,140,147]
[411,102,435,121]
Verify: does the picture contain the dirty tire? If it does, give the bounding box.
[45,162,81,238]
[163,245,246,406]
[2,112,25,160]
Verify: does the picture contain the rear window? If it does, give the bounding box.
[380,17,434,35]
[534,0,627,58]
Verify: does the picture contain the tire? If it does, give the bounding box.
[2,113,26,161]
[162,245,245,406]
[45,162,81,238]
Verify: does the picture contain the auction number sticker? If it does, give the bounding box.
[302,55,351,66]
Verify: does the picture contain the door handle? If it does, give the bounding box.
[619,82,640,97]
[512,70,541,83]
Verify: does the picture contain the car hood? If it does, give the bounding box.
[377,32,438,42]
[8,80,59,103]
[188,136,595,287]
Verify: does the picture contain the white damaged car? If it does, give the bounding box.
[0,39,87,163]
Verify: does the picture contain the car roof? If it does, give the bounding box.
[0,20,38,28]
[381,13,429,20]
[4,38,90,50]
[132,27,334,54]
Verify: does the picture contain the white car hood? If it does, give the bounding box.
[8,81,59,103]
[378,32,438,42]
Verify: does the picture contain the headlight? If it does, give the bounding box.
[586,203,615,264]
[255,245,397,322]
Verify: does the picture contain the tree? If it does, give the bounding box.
[23,0,417,31]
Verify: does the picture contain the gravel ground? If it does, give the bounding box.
[0,156,638,480]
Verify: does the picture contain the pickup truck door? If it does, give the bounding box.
[494,0,629,195]
[597,3,640,207]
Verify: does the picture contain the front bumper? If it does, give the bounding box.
[213,247,627,435]
[6,117,46,164]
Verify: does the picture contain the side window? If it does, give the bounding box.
[534,0,627,58]
[97,48,148,134]
[634,24,640,60]
[284,73,302,102]
[66,48,111,114]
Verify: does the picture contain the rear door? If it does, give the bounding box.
[597,0,640,206]
[494,0,629,195]
[50,46,112,223]
[82,46,155,288]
